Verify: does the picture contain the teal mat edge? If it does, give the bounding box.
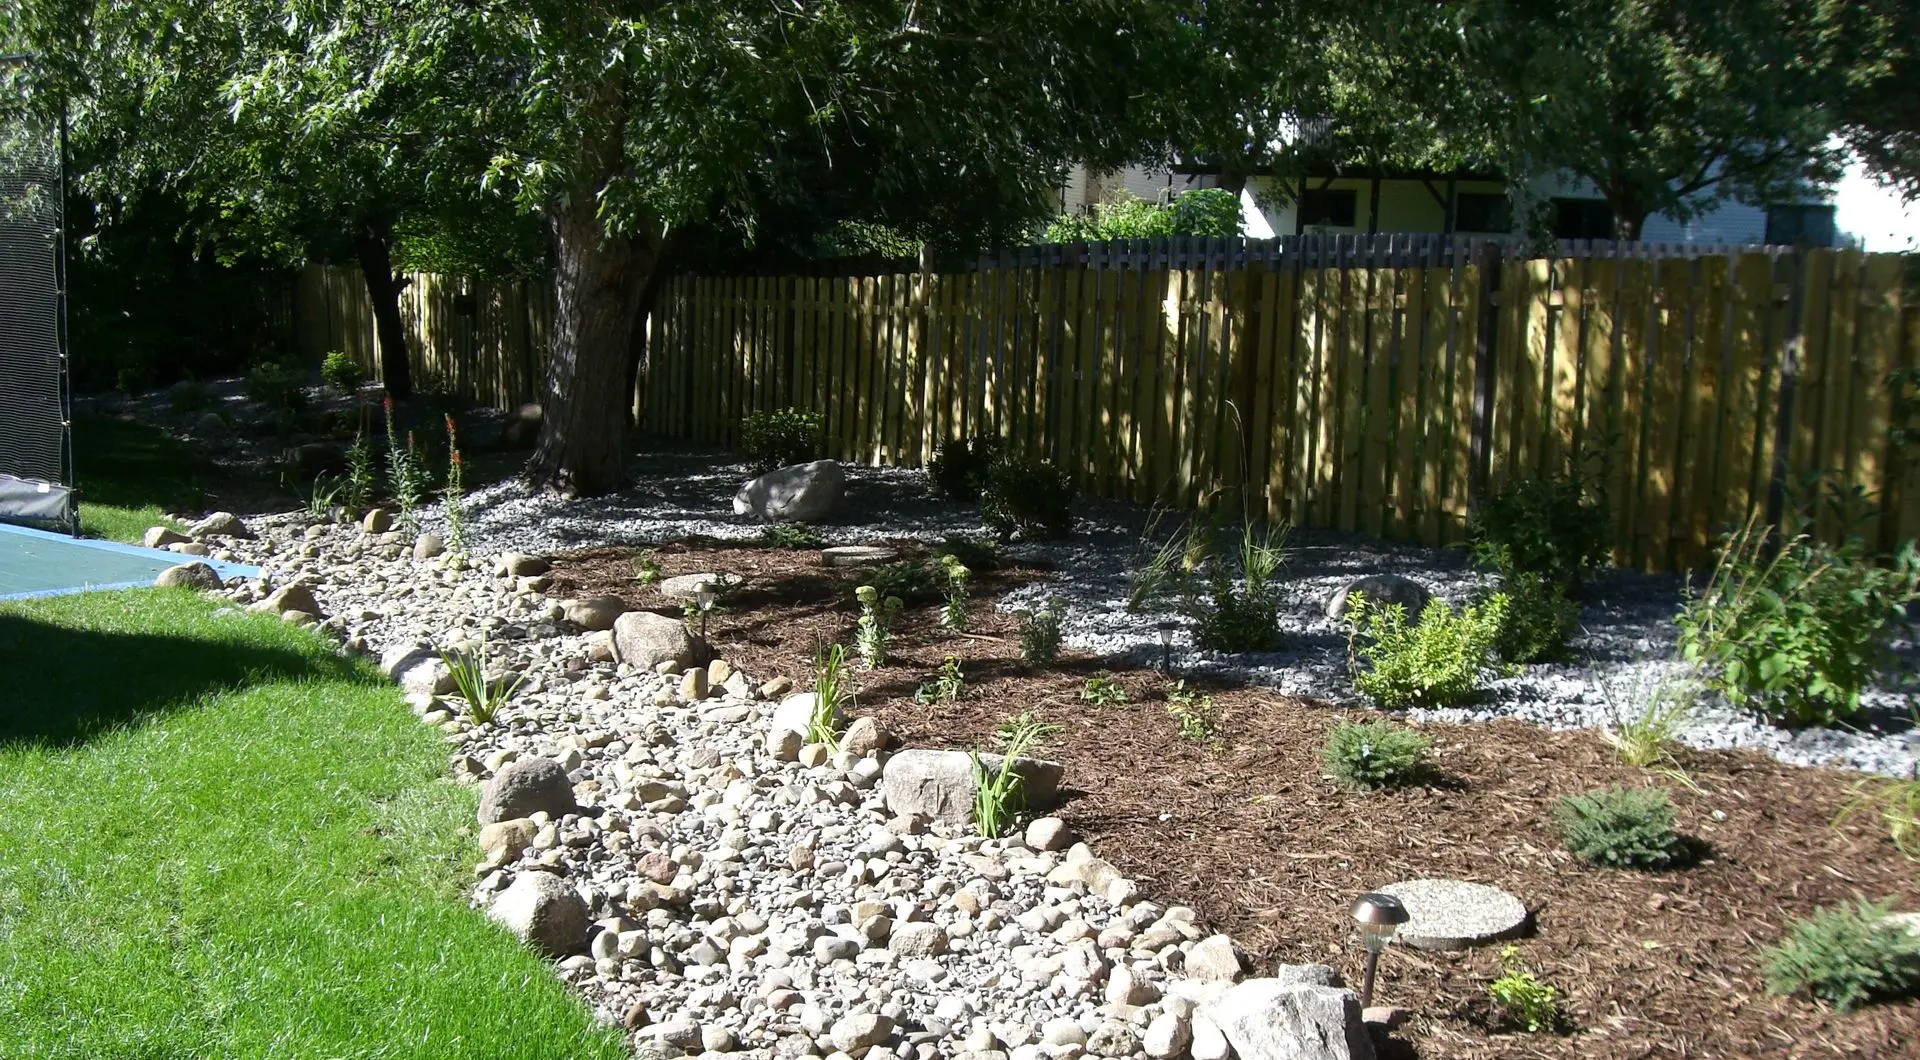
[0,521,261,601]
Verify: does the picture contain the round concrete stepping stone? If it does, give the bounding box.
[1377,878,1528,951]
[820,545,898,568]
[658,572,742,600]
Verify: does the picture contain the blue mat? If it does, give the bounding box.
[0,522,259,601]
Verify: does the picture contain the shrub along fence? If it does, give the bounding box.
[643,236,1920,572]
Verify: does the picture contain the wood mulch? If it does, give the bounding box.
[544,540,1920,1060]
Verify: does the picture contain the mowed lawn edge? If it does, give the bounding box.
[0,589,626,1060]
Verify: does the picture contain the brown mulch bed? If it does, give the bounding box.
[545,541,1920,1060]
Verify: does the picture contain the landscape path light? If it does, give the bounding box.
[1156,620,1177,673]
[1350,890,1410,1009]
[694,582,717,640]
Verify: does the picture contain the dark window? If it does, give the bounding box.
[1454,192,1512,233]
[1553,198,1614,239]
[1300,188,1357,228]
[1766,204,1837,246]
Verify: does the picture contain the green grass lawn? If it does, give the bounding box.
[0,590,628,1060]
[73,413,200,543]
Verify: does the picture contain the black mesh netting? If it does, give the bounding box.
[0,69,72,527]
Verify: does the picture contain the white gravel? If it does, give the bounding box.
[433,442,1919,778]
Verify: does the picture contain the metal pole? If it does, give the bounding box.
[1359,949,1381,1009]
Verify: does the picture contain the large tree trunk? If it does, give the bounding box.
[354,227,413,401]
[1611,195,1648,242]
[527,197,657,496]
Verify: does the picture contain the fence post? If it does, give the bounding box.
[1469,240,1504,509]
[1763,248,1808,531]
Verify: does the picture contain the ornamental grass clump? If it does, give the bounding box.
[436,636,523,724]
[1345,592,1509,708]
[1763,900,1920,1011]
[808,643,851,744]
[1321,718,1430,789]
[1553,786,1688,869]
[971,713,1059,838]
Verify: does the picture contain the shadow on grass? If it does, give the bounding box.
[73,413,205,515]
[0,611,363,748]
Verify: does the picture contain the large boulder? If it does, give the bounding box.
[154,562,222,591]
[611,611,705,670]
[477,757,578,825]
[488,871,588,957]
[561,596,628,631]
[187,511,252,539]
[380,645,458,696]
[658,572,742,602]
[1200,980,1374,1060]
[250,584,322,618]
[733,460,845,523]
[1325,574,1430,622]
[880,748,1063,825]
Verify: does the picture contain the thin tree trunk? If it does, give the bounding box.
[528,197,656,496]
[1612,200,1647,242]
[354,228,413,401]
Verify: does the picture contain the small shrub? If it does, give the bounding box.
[632,549,662,586]
[981,452,1073,541]
[437,636,524,724]
[971,713,1059,838]
[321,350,366,395]
[1345,593,1509,708]
[1836,766,1920,858]
[1554,786,1687,869]
[1321,718,1429,789]
[1016,597,1066,667]
[1080,674,1128,705]
[853,585,904,669]
[1469,472,1609,589]
[863,560,943,605]
[808,643,851,744]
[740,407,825,470]
[246,360,307,430]
[1677,516,1920,728]
[927,435,1002,501]
[759,523,823,550]
[936,532,1002,571]
[1164,188,1246,238]
[168,378,215,415]
[1165,680,1219,741]
[442,414,466,552]
[343,431,375,515]
[1488,946,1562,1032]
[938,554,971,631]
[1763,900,1920,1011]
[1600,670,1699,779]
[915,656,965,705]
[1193,576,1281,653]
[1487,570,1580,664]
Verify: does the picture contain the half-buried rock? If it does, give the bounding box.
[249,583,321,618]
[477,757,578,825]
[488,871,588,957]
[154,561,222,591]
[733,459,844,523]
[1201,979,1374,1060]
[1325,574,1430,622]
[881,748,1063,825]
[381,644,457,696]
[561,595,628,631]
[612,610,705,670]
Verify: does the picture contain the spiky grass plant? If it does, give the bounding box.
[808,643,851,744]
[436,636,524,723]
[971,713,1060,838]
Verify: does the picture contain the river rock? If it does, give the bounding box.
[612,610,705,670]
[733,460,845,523]
[488,870,588,957]
[155,562,222,591]
[881,748,1063,825]
[478,757,578,824]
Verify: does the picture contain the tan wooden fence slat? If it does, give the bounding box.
[1393,259,1426,539]
[1853,256,1902,547]
[1676,255,1726,569]
[1549,257,1585,475]
[1644,258,1693,570]
[1360,254,1395,537]
[1611,258,1652,567]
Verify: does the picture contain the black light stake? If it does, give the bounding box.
[695,583,716,640]
[1156,621,1176,673]
[1351,891,1410,1009]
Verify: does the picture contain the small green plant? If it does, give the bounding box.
[1487,946,1562,1032]
[632,549,662,586]
[759,523,823,549]
[168,378,215,415]
[1321,718,1430,789]
[1836,765,1920,858]
[853,585,904,669]
[1165,680,1219,741]
[971,713,1059,838]
[303,474,344,520]
[1763,900,1920,1011]
[1345,592,1510,708]
[343,430,375,515]
[862,560,943,604]
[1599,670,1699,784]
[740,407,825,470]
[927,435,1002,501]
[1677,515,1920,728]
[981,452,1073,541]
[938,554,971,631]
[1016,597,1066,667]
[246,360,307,432]
[1486,570,1580,664]
[1554,786,1687,869]
[321,350,366,395]
[436,637,524,724]
[1127,510,1207,612]
[442,414,466,552]
[1080,674,1128,706]
[808,643,851,744]
[1194,574,1282,652]
[915,656,965,705]
[936,532,1002,572]
[1469,472,1609,590]
[383,399,433,525]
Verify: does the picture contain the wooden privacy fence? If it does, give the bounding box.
[643,236,1920,572]
[293,265,554,411]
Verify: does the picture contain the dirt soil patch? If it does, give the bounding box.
[546,541,1920,1060]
